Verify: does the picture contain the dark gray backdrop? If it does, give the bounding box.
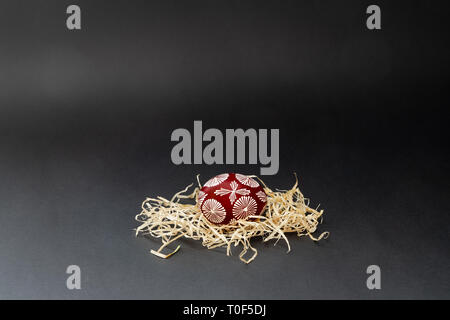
[0,0,449,299]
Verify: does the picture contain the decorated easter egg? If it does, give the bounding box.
[198,173,267,225]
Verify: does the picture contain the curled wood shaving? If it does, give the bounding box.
[135,175,329,264]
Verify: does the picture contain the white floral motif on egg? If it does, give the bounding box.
[203,173,229,187]
[256,191,267,203]
[197,191,207,207]
[232,196,258,220]
[235,174,259,188]
[202,199,226,223]
[214,181,250,204]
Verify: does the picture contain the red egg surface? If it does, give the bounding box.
[198,173,267,225]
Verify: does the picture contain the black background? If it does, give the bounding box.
[0,0,449,299]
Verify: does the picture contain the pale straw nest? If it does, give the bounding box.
[135,174,329,263]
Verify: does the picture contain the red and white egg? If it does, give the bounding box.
[198,173,267,225]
